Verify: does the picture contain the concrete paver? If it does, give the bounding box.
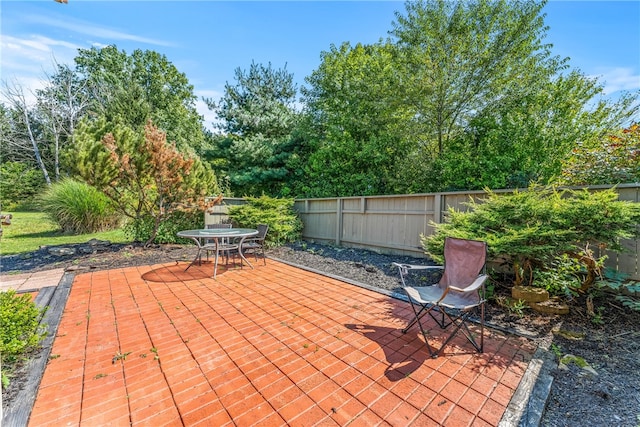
[0,268,65,293]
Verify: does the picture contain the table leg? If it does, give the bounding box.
[184,237,202,271]
[237,236,254,269]
[213,239,220,279]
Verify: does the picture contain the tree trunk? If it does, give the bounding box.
[22,108,51,186]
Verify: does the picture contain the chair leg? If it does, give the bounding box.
[414,313,437,358]
[437,307,484,354]
[480,303,485,352]
[404,301,484,357]
[402,304,429,333]
[404,301,437,358]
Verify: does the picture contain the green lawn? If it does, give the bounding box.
[0,211,129,255]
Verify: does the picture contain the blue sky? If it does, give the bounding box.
[2,1,639,127]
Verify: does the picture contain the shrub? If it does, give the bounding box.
[0,161,46,209]
[423,185,640,294]
[39,178,119,234]
[125,209,203,244]
[70,119,218,246]
[1,290,47,379]
[560,123,640,185]
[227,195,303,246]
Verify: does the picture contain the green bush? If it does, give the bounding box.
[125,209,204,244]
[1,290,47,369]
[39,179,120,234]
[0,161,46,209]
[227,195,303,246]
[597,271,640,312]
[423,185,640,294]
[534,253,592,297]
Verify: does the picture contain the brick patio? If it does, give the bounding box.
[27,259,536,426]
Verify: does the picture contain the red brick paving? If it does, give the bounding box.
[29,260,536,426]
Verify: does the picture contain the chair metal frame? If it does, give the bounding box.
[202,223,238,266]
[241,224,269,265]
[393,237,488,358]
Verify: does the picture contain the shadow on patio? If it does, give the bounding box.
[27,259,536,426]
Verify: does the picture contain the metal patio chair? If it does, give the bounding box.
[202,223,237,265]
[241,224,269,265]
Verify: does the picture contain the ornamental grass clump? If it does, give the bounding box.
[39,178,119,234]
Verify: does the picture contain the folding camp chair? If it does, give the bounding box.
[393,237,488,358]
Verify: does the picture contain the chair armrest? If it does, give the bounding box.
[448,274,488,293]
[242,237,262,243]
[392,262,444,271]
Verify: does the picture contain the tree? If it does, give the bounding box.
[203,62,300,196]
[209,61,298,138]
[74,45,206,154]
[299,0,566,196]
[391,0,561,155]
[297,42,412,197]
[1,80,52,185]
[35,63,93,181]
[297,0,638,196]
[1,60,93,187]
[70,119,218,246]
[559,123,640,185]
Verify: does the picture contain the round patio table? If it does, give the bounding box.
[177,228,258,278]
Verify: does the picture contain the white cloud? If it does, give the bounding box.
[25,14,175,48]
[1,10,176,104]
[1,34,78,68]
[589,67,640,95]
[1,34,80,105]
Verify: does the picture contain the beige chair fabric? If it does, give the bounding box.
[393,237,488,358]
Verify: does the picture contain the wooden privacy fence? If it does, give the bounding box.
[205,184,640,280]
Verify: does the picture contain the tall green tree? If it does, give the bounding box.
[297,42,411,197]
[203,62,300,196]
[391,0,560,155]
[299,0,638,196]
[74,45,206,153]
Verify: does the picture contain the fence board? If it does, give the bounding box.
[206,185,640,280]
[291,185,640,280]
[612,187,639,279]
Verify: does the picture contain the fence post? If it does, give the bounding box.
[433,193,443,224]
[336,198,343,246]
